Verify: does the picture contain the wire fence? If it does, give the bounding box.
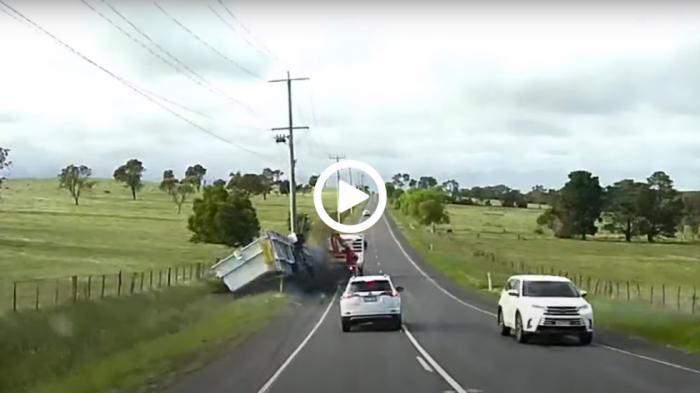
[470,249,699,314]
[1,263,208,314]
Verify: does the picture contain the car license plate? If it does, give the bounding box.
[556,320,575,326]
[363,296,377,302]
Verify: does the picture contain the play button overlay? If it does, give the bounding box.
[313,160,387,234]
[337,180,369,213]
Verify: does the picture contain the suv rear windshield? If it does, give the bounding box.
[522,281,579,297]
[350,280,392,293]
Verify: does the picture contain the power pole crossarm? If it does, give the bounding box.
[269,71,309,234]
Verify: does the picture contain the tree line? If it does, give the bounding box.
[387,170,699,242]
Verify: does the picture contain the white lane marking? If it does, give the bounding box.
[598,344,700,376]
[382,216,495,317]
[415,355,434,373]
[403,324,467,393]
[255,291,338,393]
[383,215,700,376]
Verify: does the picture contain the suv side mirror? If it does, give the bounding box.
[580,290,588,298]
[507,289,519,297]
[395,286,404,293]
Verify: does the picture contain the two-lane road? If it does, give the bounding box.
[161,205,700,393]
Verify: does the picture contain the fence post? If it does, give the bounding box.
[12,281,17,312]
[487,272,492,291]
[692,286,697,314]
[35,282,40,311]
[168,268,172,287]
[594,279,600,295]
[196,263,201,279]
[636,281,641,299]
[650,285,654,305]
[87,276,92,300]
[626,281,630,301]
[149,270,153,289]
[72,276,78,303]
[662,284,666,306]
[190,264,194,280]
[174,267,179,284]
[130,273,137,294]
[616,282,620,299]
[159,269,163,288]
[677,285,681,311]
[55,280,60,305]
[140,272,144,291]
[117,271,123,296]
[101,275,106,299]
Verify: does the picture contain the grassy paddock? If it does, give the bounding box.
[0,284,286,393]
[390,205,700,354]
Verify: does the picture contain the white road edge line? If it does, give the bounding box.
[404,325,467,393]
[383,215,700,376]
[256,291,338,393]
[416,355,434,373]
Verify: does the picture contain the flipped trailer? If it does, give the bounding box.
[211,231,298,292]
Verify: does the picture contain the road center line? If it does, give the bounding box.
[382,214,700,376]
[403,325,467,393]
[255,290,338,393]
[415,355,434,373]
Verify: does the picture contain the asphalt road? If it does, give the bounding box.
[160,201,700,393]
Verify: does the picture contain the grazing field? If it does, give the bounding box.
[0,284,286,393]
[391,203,700,354]
[0,179,335,283]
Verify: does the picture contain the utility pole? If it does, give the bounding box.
[329,154,345,222]
[270,71,309,234]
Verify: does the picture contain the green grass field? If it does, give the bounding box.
[0,179,336,283]
[391,203,700,354]
[0,284,286,393]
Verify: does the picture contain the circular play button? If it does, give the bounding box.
[313,160,387,234]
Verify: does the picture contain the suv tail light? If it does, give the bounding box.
[380,290,399,297]
[342,293,359,299]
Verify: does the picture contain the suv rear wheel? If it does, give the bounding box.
[497,308,510,336]
[341,317,351,332]
[579,332,593,345]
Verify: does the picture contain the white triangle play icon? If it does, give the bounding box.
[338,180,369,214]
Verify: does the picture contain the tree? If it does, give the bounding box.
[417,176,438,189]
[683,192,700,239]
[113,159,145,200]
[188,183,260,247]
[540,171,602,240]
[58,164,95,205]
[442,179,460,199]
[0,147,10,197]
[396,188,449,231]
[259,168,276,200]
[308,175,319,187]
[185,164,207,192]
[408,179,417,188]
[502,189,527,208]
[637,171,685,242]
[603,179,647,242]
[392,173,405,188]
[527,185,548,207]
[279,180,290,195]
[160,170,194,214]
[227,172,266,197]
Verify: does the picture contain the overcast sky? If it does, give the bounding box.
[2,0,700,190]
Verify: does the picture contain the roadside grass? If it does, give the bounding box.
[0,284,286,393]
[0,179,336,283]
[390,206,700,355]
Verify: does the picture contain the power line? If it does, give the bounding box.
[154,1,261,80]
[98,0,257,115]
[216,0,281,63]
[208,4,274,63]
[0,0,273,160]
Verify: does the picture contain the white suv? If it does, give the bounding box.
[339,275,403,332]
[497,275,594,345]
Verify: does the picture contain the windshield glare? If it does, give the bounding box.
[523,281,579,298]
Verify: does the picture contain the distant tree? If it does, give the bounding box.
[408,179,417,188]
[539,171,602,239]
[185,164,207,192]
[58,164,95,206]
[0,147,10,197]
[603,179,647,242]
[502,189,527,208]
[442,179,460,199]
[227,172,266,197]
[527,185,548,207]
[260,168,276,200]
[637,171,685,242]
[160,170,194,214]
[188,183,260,247]
[417,176,438,189]
[397,188,449,231]
[392,173,405,188]
[272,169,284,183]
[385,182,397,199]
[212,179,226,187]
[308,175,319,188]
[113,159,145,200]
[279,180,290,195]
[683,192,700,239]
